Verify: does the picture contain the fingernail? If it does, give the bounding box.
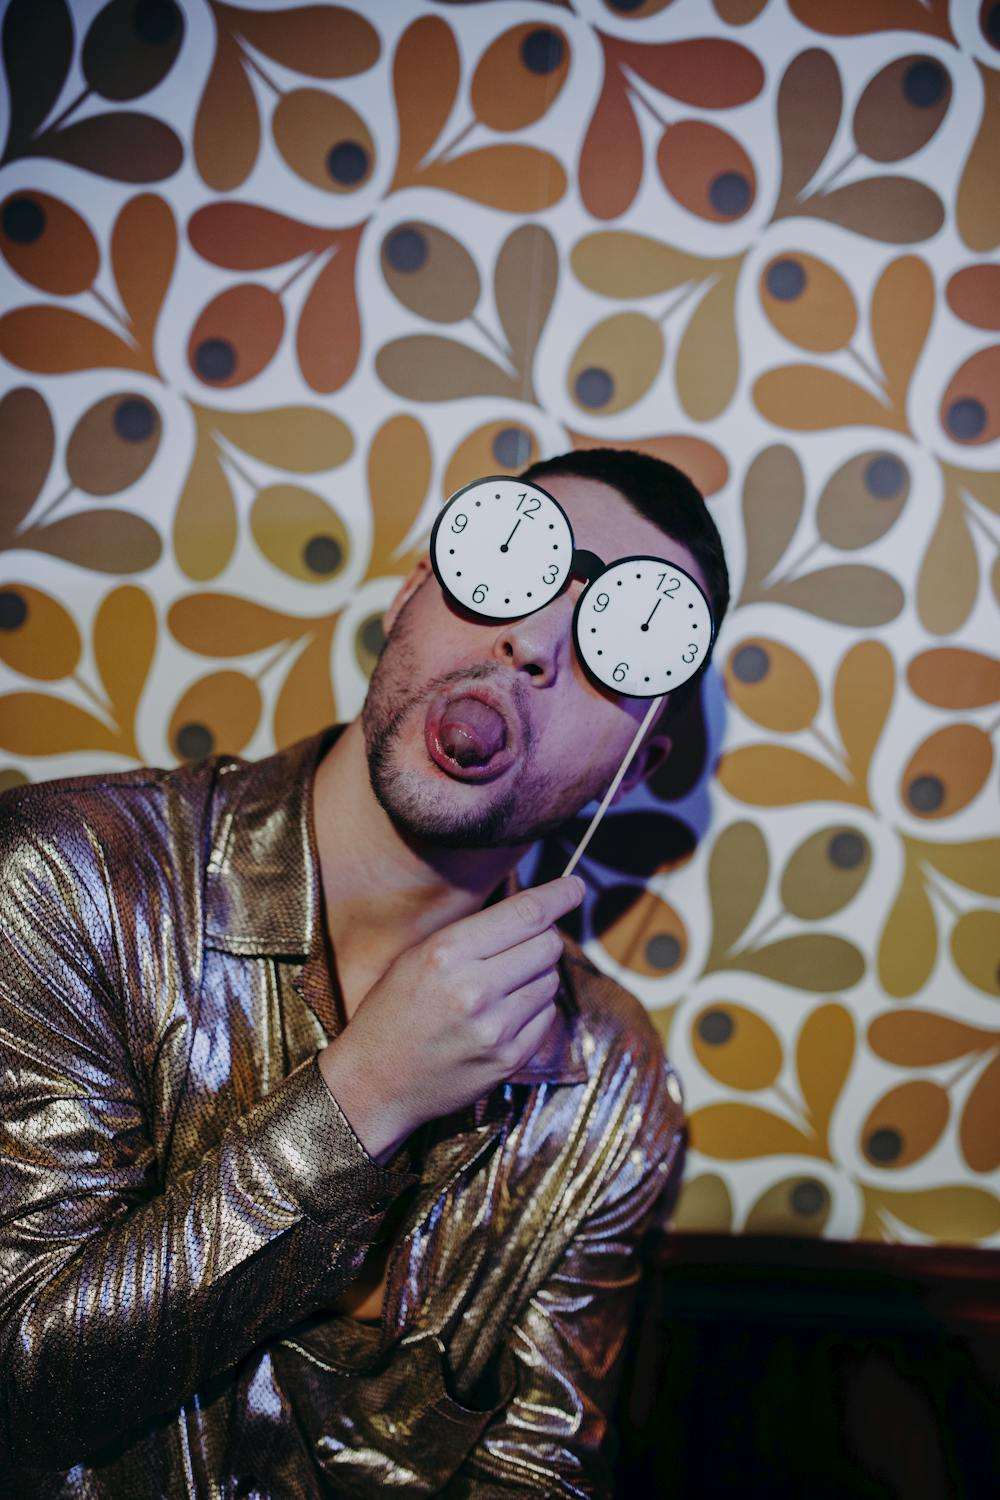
[573,876,585,901]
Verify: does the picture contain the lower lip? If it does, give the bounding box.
[423,695,517,783]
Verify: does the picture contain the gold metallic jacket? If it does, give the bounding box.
[0,730,684,1498]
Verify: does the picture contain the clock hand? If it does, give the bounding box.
[500,519,522,553]
[641,598,661,632]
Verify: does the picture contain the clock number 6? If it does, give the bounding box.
[472,583,489,603]
[613,662,628,683]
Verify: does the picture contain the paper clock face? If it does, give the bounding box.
[430,477,574,620]
[573,556,714,698]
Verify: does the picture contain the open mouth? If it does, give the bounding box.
[424,689,517,782]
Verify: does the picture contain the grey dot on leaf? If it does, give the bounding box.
[303,534,342,576]
[114,397,157,442]
[0,590,28,630]
[645,933,681,971]
[385,226,427,273]
[908,774,944,813]
[732,644,769,683]
[866,1126,902,1164]
[766,257,805,301]
[521,28,564,75]
[2,195,45,244]
[326,141,368,185]
[828,830,866,869]
[946,397,986,441]
[903,59,947,108]
[790,1179,828,1217]
[359,614,386,659]
[195,338,235,382]
[575,367,614,409]
[698,1008,733,1045]
[492,426,532,468]
[176,722,213,760]
[709,171,750,217]
[864,454,905,498]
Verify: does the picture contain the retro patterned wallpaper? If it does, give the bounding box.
[1,0,998,1246]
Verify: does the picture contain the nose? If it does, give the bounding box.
[492,593,573,686]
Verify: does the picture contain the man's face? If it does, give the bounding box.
[361,475,709,849]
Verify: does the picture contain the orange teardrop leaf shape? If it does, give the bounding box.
[229,3,379,78]
[781,827,871,920]
[939,344,1000,446]
[0,583,81,680]
[599,0,675,19]
[745,1175,832,1237]
[273,89,375,194]
[705,820,768,966]
[916,838,1000,899]
[66,392,162,496]
[32,110,183,183]
[444,421,539,499]
[418,146,567,213]
[0,190,99,295]
[868,1009,995,1066]
[957,62,1000,253]
[905,648,1000,711]
[861,1080,950,1169]
[571,232,715,300]
[172,419,235,582]
[756,565,904,629]
[865,1185,1000,1240]
[916,481,978,636]
[0,305,151,376]
[390,16,460,188]
[0,387,54,535]
[297,230,362,394]
[471,24,569,131]
[376,335,522,405]
[805,177,944,245]
[0,692,121,757]
[738,934,865,992]
[207,405,352,474]
[689,1103,821,1160]
[670,1174,733,1234]
[691,1002,782,1090]
[816,451,910,550]
[871,256,933,408]
[737,445,804,601]
[250,484,349,584]
[718,746,860,808]
[774,49,842,211]
[112,197,178,355]
[366,414,433,579]
[753,365,903,432]
[568,313,664,416]
[92,585,155,755]
[715,0,769,20]
[380,222,480,324]
[22,510,161,576]
[787,0,953,41]
[878,842,937,999]
[950,910,1000,997]
[194,25,259,192]
[657,121,756,222]
[760,252,858,353]
[579,65,643,221]
[853,55,952,163]
[273,618,338,749]
[960,1052,1000,1173]
[796,1003,855,1147]
[167,592,307,658]
[189,202,334,271]
[947,264,1000,331]
[188,284,284,389]
[169,669,261,761]
[724,637,820,733]
[901,725,993,820]
[594,885,687,978]
[621,36,764,108]
[675,268,740,420]
[494,223,558,379]
[568,430,728,498]
[833,640,895,794]
[353,609,385,681]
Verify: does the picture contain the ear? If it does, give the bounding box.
[610,726,672,805]
[382,555,432,635]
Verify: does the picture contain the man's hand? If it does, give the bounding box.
[317,876,585,1164]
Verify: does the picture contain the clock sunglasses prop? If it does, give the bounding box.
[429,476,715,875]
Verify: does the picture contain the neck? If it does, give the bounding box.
[312,720,525,1017]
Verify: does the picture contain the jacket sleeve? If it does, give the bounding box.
[0,794,415,1471]
[442,1049,685,1499]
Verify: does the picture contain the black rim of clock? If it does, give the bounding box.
[571,554,716,700]
[429,475,576,623]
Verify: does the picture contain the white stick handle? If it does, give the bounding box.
[562,696,665,878]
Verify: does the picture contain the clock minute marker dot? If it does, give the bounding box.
[449,548,455,554]
[644,677,650,683]
[597,650,603,656]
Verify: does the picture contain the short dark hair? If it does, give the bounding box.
[520,447,729,636]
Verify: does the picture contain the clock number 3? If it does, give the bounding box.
[682,642,700,663]
[542,563,559,584]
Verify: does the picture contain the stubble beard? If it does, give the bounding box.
[360,599,611,850]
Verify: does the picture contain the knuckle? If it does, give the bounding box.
[454,979,484,1017]
[425,940,453,975]
[545,928,564,963]
[513,892,542,927]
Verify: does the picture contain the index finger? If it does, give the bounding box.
[447,876,585,962]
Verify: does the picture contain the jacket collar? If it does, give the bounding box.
[203,729,587,1086]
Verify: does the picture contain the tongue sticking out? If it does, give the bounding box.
[439,696,506,767]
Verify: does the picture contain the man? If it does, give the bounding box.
[0,448,728,1497]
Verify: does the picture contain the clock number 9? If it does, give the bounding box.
[472,583,489,603]
[542,563,559,584]
[682,643,700,663]
[593,592,610,613]
[450,513,468,533]
[613,662,628,683]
